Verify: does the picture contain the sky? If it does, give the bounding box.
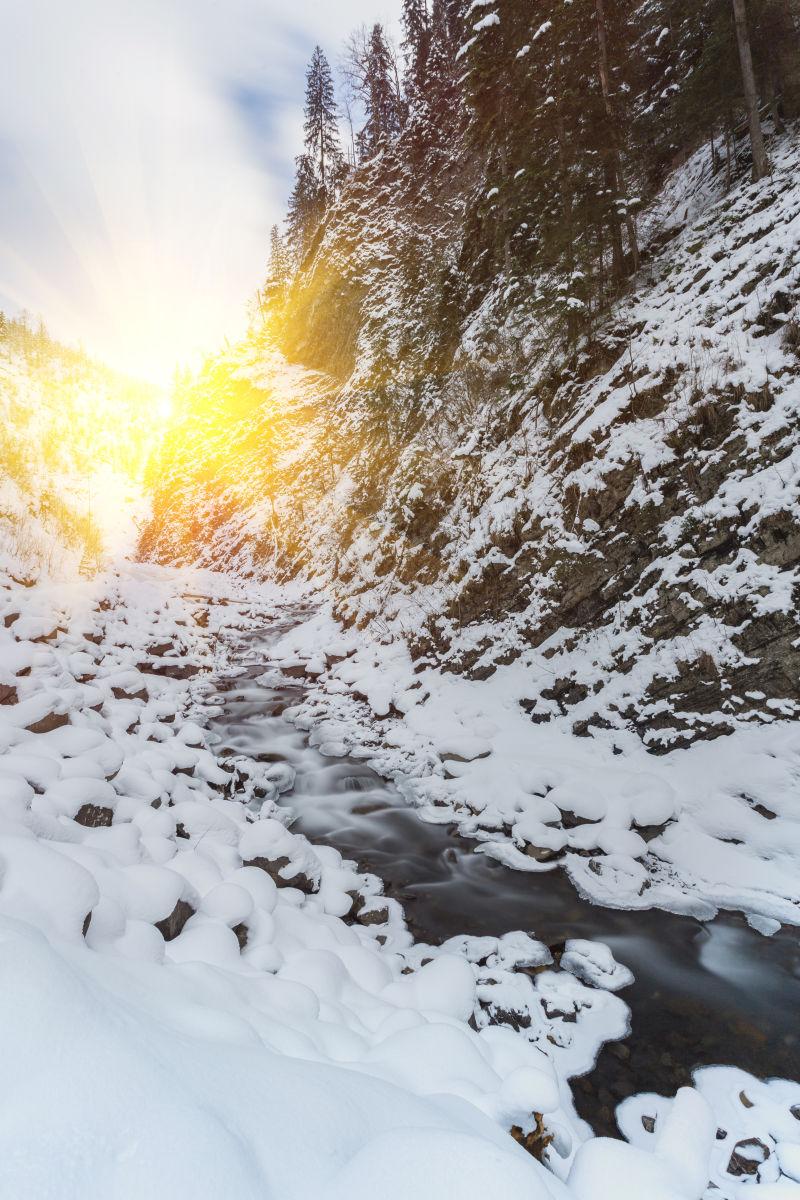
[0,0,401,384]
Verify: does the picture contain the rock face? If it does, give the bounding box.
[142,130,800,750]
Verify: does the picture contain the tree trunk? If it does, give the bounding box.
[775,0,800,119]
[725,109,733,191]
[731,0,770,181]
[594,0,640,275]
[766,71,785,134]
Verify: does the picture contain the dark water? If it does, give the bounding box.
[206,621,800,1136]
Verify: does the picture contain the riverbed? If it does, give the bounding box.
[206,617,800,1137]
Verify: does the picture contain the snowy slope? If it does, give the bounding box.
[0,563,600,1198]
[1,562,798,1198]
[145,129,800,748]
[138,129,800,926]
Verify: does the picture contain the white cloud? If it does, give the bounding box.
[0,0,401,382]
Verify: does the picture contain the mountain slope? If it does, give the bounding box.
[143,127,800,750]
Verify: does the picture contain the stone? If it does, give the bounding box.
[155,899,194,942]
[74,804,113,828]
[244,856,317,895]
[112,686,148,702]
[26,711,70,735]
[727,1138,769,1178]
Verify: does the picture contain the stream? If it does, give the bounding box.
[205,615,800,1138]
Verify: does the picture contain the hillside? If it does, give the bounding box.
[143,124,800,753]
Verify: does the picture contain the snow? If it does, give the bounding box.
[0,559,641,1199]
[618,1068,800,1196]
[1,551,798,1196]
[5,122,800,1199]
[473,13,500,32]
[272,605,800,927]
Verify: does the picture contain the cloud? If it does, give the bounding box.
[0,0,401,382]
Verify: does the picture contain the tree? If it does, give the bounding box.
[361,24,405,158]
[341,24,404,161]
[286,154,323,258]
[402,0,431,99]
[594,0,640,275]
[303,46,343,198]
[732,0,770,179]
[262,225,291,314]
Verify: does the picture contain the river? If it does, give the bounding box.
[204,616,800,1137]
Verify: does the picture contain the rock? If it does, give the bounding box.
[510,1114,553,1162]
[112,686,149,702]
[32,627,65,644]
[727,1138,770,1178]
[148,642,173,657]
[26,711,70,734]
[0,684,18,705]
[357,904,390,926]
[524,843,563,864]
[641,1115,656,1133]
[74,804,113,828]
[232,922,249,950]
[155,899,194,942]
[244,856,317,895]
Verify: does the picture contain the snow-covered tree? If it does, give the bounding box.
[402,0,431,100]
[360,24,405,159]
[286,153,323,259]
[303,46,344,199]
[262,225,292,314]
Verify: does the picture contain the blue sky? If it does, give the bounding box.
[0,0,401,382]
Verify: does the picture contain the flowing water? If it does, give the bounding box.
[206,617,800,1136]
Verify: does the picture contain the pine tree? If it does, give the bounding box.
[262,225,291,313]
[286,154,323,259]
[402,0,431,99]
[303,46,344,199]
[360,24,404,159]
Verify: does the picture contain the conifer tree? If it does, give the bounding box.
[303,46,344,199]
[286,153,323,259]
[360,24,404,159]
[416,0,465,142]
[262,225,291,312]
[402,0,431,99]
